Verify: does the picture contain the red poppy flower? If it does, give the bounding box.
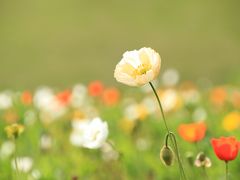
[102,88,120,106]
[88,81,104,97]
[21,91,32,105]
[178,122,206,143]
[56,90,72,106]
[211,136,239,162]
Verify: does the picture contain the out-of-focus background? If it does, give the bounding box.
[1,1,240,179]
[0,0,240,89]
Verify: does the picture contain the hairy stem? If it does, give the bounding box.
[149,82,187,180]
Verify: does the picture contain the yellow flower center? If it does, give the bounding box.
[134,63,151,76]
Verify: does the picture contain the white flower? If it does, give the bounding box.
[124,103,140,121]
[40,134,52,150]
[0,92,12,110]
[82,117,109,149]
[161,89,179,112]
[114,47,161,86]
[12,157,33,173]
[70,120,90,147]
[70,84,88,108]
[70,117,109,149]
[34,87,67,123]
[162,68,180,87]
[33,87,55,110]
[0,141,15,159]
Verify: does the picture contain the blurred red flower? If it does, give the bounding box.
[21,91,32,105]
[56,90,72,106]
[88,81,104,97]
[211,137,239,162]
[102,88,120,106]
[178,122,206,143]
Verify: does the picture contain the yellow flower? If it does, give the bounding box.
[136,104,148,121]
[114,47,161,86]
[119,118,136,134]
[222,112,240,131]
[5,123,25,139]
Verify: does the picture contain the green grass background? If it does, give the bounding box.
[0,0,240,89]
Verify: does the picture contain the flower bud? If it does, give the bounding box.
[160,145,175,166]
[194,152,212,168]
[5,123,24,139]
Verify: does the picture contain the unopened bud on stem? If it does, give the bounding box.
[160,145,175,166]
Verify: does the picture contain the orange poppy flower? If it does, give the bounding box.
[211,137,239,162]
[210,87,227,107]
[56,90,72,106]
[102,88,120,106]
[88,81,104,97]
[231,91,240,109]
[178,122,206,143]
[21,91,32,105]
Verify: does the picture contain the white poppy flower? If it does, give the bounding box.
[33,87,55,110]
[161,89,179,112]
[70,120,90,147]
[114,47,161,86]
[0,141,15,159]
[71,119,90,130]
[162,68,180,87]
[0,92,12,110]
[124,103,140,121]
[70,117,109,149]
[70,84,88,108]
[40,134,53,150]
[34,87,67,123]
[82,117,109,149]
[11,157,33,173]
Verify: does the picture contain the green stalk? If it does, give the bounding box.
[14,139,19,179]
[202,167,209,180]
[149,82,187,180]
[225,161,228,180]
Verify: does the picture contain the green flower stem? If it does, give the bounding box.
[149,82,187,180]
[225,161,228,180]
[14,139,19,179]
[202,167,209,180]
[194,142,199,152]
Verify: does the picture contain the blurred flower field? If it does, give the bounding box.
[1,0,240,179]
[1,73,240,179]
